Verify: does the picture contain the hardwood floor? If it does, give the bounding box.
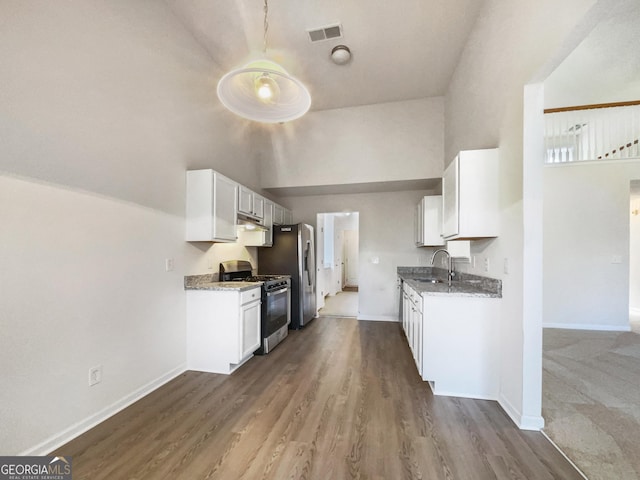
[54,318,582,480]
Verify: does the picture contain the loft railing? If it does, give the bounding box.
[544,101,640,164]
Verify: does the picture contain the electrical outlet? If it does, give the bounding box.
[503,258,509,274]
[165,258,174,272]
[483,257,490,272]
[611,255,622,264]
[207,258,214,270]
[89,365,102,386]
[472,256,476,269]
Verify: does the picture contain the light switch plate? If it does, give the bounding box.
[165,258,174,272]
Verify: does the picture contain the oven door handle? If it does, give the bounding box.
[266,287,289,297]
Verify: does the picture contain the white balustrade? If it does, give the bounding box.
[545,103,640,163]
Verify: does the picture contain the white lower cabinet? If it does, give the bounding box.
[402,283,423,376]
[401,282,500,399]
[186,286,261,374]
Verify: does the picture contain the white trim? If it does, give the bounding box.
[519,414,545,431]
[499,393,522,427]
[357,314,398,322]
[20,364,187,456]
[433,390,497,401]
[428,378,497,401]
[543,323,631,332]
[497,392,543,430]
[541,430,589,480]
[522,82,545,435]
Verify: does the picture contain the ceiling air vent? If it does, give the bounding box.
[307,23,343,43]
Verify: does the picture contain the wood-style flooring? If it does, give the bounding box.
[55,318,582,480]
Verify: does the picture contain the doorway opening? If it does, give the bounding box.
[535,2,640,476]
[316,212,359,318]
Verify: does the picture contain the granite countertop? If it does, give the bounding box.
[184,274,262,292]
[398,266,502,298]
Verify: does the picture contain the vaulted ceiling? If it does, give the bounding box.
[545,0,640,108]
[167,0,486,112]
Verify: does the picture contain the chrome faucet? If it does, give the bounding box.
[430,248,454,287]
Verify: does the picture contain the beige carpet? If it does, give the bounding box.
[543,326,640,480]
[318,291,358,318]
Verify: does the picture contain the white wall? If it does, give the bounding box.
[0,175,186,454]
[0,0,265,454]
[285,190,436,322]
[261,98,444,189]
[0,0,267,213]
[444,0,603,429]
[544,162,640,330]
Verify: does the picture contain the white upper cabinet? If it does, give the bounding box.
[272,204,293,225]
[284,208,293,224]
[238,186,264,220]
[442,148,499,240]
[273,204,285,225]
[186,169,238,242]
[415,195,445,247]
[185,168,295,245]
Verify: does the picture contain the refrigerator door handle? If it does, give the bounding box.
[304,240,312,286]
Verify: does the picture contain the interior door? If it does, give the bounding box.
[343,229,359,287]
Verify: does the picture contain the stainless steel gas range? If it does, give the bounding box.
[219,260,291,354]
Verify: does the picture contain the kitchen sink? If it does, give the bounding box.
[414,278,446,284]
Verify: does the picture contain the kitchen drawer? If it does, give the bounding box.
[409,289,422,313]
[240,287,261,305]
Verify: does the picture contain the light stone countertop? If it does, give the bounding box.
[184,274,262,292]
[398,266,502,298]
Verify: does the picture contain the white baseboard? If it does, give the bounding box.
[21,364,187,456]
[432,389,497,401]
[357,314,399,322]
[543,322,631,332]
[519,414,545,431]
[498,393,544,431]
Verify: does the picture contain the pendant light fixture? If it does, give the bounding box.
[217,0,311,123]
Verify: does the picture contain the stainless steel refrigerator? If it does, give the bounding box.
[258,223,316,329]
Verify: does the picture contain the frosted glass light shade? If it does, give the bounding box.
[217,59,311,123]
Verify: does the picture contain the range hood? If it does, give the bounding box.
[237,212,267,231]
